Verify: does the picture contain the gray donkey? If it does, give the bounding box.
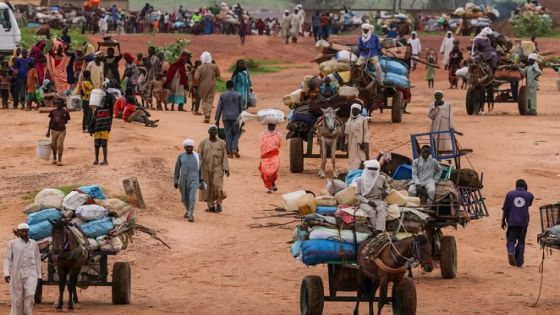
[315,107,343,178]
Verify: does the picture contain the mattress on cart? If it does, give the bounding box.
[301,239,356,265]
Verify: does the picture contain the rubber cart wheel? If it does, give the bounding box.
[440,236,457,279]
[290,138,304,173]
[391,276,417,315]
[391,91,403,123]
[300,275,324,315]
[112,262,131,304]
[466,88,482,115]
[34,278,42,304]
[517,85,529,115]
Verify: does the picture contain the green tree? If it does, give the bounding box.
[512,15,552,37]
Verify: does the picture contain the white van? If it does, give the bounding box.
[0,2,21,54]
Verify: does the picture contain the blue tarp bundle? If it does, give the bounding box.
[29,221,53,240]
[80,217,114,238]
[316,206,337,215]
[384,72,410,88]
[380,57,409,76]
[27,208,62,225]
[79,185,106,200]
[301,239,356,265]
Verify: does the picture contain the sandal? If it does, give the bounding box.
[93,161,99,165]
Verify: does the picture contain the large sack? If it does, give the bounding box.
[257,109,285,125]
[34,188,65,209]
[78,185,106,200]
[309,226,369,244]
[335,186,358,206]
[29,221,53,240]
[62,191,88,211]
[336,50,358,63]
[324,179,348,196]
[80,217,114,238]
[95,198,131,217]
[383,72,410,87]
[455,66,468,78]
[301,239,356,265]
[100,236,123,253]
[283,89,303,107]
[27,208,62,225]
[339,85,359,98]
[76,204,108,221]
[380,57,409,76]
[320,58,351,75]
[315,196,337,207]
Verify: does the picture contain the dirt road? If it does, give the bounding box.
[1,34,559,314]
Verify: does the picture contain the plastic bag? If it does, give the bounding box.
[248,91,257,108]
[76,204,108,221]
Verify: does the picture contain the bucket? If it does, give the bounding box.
[281,190,307,211]
[89,89,105,107]
[67,95,82,110]
[36,139,51,160]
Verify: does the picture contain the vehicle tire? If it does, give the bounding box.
[517,85,529,115]
[290,138,304,173]
[300,275,324,315]
[466,88,482,115]
[391,91,403,123]
[440,236,457,279]
[112,262,131,304]
[34,279,42,304]
[392,276,417,315]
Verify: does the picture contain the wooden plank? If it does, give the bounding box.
[123,177,145,209]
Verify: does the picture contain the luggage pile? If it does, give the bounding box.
[22,185,135,254]
[287,177,430,266]
[439,3,500,34]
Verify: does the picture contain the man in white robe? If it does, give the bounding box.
[3,223,42,315]
[356,160,390,233]
[427,91,455,153]
[345,103,369,170]
[408,31,422,70]
[440,31,455,69]
[408,145,443,205]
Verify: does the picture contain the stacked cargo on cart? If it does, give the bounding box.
[22,184,135,305]
[537,203,560,250]
[449,3,499,35]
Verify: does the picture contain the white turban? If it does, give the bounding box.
[446,31,453,36]
[200,51,212,64]
[411,31,417,36]
[208,124,218,131]
[351,103,362,110]
[480,27,492,36]
[434,90,443,96]
[17,223,30,230]
[183,138,195,147]
[361,23,373,30]
[359,160,381,193]
[528,53,538,61]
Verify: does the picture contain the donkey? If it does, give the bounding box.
[49,219,89,311]
[315,107,343,178]
[354,234,433,315]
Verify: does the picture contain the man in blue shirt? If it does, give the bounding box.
[502,179,534,267]
[14,50,30,109]
[356,23,383,85]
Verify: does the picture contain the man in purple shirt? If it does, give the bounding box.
[501,179,534,267]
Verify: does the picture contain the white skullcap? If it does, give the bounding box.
[285,10,290,13]
[363,160,380,168]
[200,51,212,64]
[528,53,538,60]
[411,31,417,36]
[351,103,362,110]
[183,138,195,147]
[447,31,453,35]
[434,90,443,96]
[297,4,302,8]
[480,27,492,36]
[103,78,110,87]
[17,223,30,230]
[208,124,218,131]
[361,23,373,30]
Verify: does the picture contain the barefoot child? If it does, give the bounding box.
[151,72,164,110]
[89,98,113,165]
[80,70,94,132]
[46,98,70,166]
[25,61,39,110]
[426,48,437,89]
[0,68,10,109]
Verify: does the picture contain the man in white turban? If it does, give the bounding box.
[356,160,390,233]
[523,53,542,115]
[439,31,455,69]
[174,138,203,222]
[356,23,383,83]
[345,103,369,169]
[195,52,221,123]
[408,31,422,71]
[281,10,291,44]
[3,223,42,315]
[290,8,303,44]
[427,90,455,152]
[198,125,230,213]
[472,27,498,70]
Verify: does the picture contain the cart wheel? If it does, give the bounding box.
[112,262,131,304]
[391,276,417,315]
[517,86,528,115]
[34,279,42,304]
[440,236,457,279]
[290,138,304,173]
[391,91,403,123]
[466,88,482,115]
[300,275,324,315]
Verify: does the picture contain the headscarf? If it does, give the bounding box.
[123,52,134,64]
[350,103,362,117]
[201,51,212,64]
[361,23,373,42]
[17,223,30,230]
[359,160,381,194]
[164,52,188,87]
[183,138,195,147]
[231,59,247,78]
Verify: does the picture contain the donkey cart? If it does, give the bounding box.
[35,252,132,305]
[300,262,416,315]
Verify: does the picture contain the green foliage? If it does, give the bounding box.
[227,58,284,74]
[20,27,89,51]
[148,38,190,63]
[512,15,553,37]
[216,78,226,93]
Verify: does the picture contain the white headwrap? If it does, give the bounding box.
[208,124,218,131]
[350,103,362,117]
[446,31,453,36]
[359,160,381,194]
[17,223,30,230]
[434,90,443,96]
[480,27,492,36]
[411,31,417,36]
[183,138,195,147]
[200,51,212,64]
[528,53,538,61]
[361,23,373,42]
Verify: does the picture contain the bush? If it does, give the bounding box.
[227,58,284,74]
[512,14,553,37]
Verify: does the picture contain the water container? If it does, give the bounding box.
[36,139,52,160]
[66,95,82,110]
[297,193,317,215]
[89,89,105,107]
[281,190,307,211]
[393,164,412,180]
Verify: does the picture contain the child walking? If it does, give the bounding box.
[426,48,437,89]
[89,99,113,165]
[26,61,39,110]
[0,68,10,109]
[190,60,202,115]
[151,73,164,111]
[46,98,70,166]
[80,70,94,133]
